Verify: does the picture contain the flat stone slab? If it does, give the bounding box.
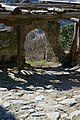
[59,98,77,106]
[46,111,60,120]
[35,95,47,101]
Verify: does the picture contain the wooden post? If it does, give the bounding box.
[16,25,23,70]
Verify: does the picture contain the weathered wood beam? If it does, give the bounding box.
[1,3,80,14]
[12,2,80,10]
[0,12,80,25]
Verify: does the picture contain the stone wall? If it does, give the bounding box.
[0,27,17,66]
[0,21,65,67]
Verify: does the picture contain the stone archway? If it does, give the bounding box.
[0,21,65,69]
[19,21,65,67]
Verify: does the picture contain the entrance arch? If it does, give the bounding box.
[22,21,65,65]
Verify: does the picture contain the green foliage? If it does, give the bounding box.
[60,23,74,50]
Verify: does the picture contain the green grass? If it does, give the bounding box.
[25,60,47,67]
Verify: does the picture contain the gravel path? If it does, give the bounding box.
[0,65,80,120]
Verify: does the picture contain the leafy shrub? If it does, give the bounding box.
[60,23,74,50]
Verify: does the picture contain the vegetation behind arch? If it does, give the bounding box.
[60,23,74,51]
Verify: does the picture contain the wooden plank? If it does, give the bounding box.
[12,2,80,9]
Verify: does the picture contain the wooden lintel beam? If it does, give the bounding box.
[7,3,80,10]
[0,12,80,25]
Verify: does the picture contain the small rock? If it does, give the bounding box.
[0,98,2,103]
[35,95,47,101]
[45,89,55,93]
[53,104,64,110]
[44,71,54,75]
[2,101,10,108]
[56,96,67,101]
[20,113,29,119]
[70,66,79,71]
[7,96,15,100]
[76,68,80,72]
[67,110,80,120]
[61,113,68,119]
[15,92,24,97]
[21,101,30,105]
[21,70,33,75]
[11,100,23,104]
[36,87,44,90]
[36,89,44,92]
[28,108,35,113]
[36,107,43,111]
[21,106,29,110]
[36,87,44,92]
[46,85,54,89]
[21,105,32,110]
[31,112,46,117]
[0,87,7,91]
[27,85,35,90]
[46,111,60,120]
[59,98,77,106]
[73,95,80,99]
